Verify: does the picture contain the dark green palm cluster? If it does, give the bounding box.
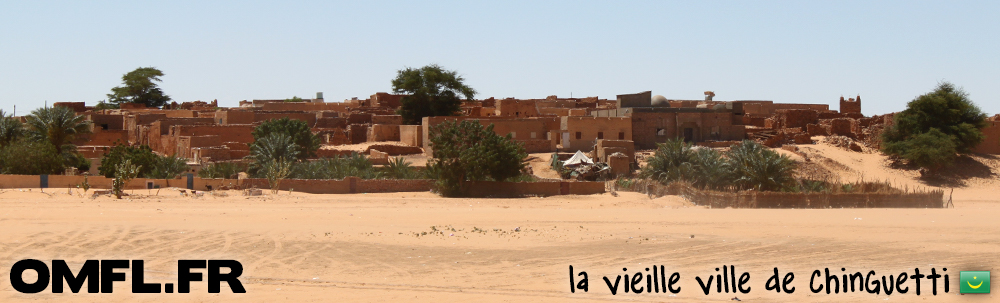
[640,138,796,191]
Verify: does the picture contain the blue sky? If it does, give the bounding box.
[1,1,998,116]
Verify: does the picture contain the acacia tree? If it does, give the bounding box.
[392,65,476,125]
[428,120,527,197]
[107,67,172,108]
[882,82,988,172]
[25,106,90,155]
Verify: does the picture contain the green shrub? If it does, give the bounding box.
[198,162,246,179]
[428,120,527,197]
[288,153,383,180]
[99,144,158,178]
[640,139,796,192]
[383,157,419,179]
[727,140,797,191]
[112,159,141,199]
[884,128,957,171]
[0,139,65,175]
[148,155,189,179]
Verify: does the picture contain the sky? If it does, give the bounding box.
[1,1,998,116]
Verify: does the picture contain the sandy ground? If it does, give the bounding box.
[0,141,998,302]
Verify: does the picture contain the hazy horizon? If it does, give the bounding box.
[2,1,998,116]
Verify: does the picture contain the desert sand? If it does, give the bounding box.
[0,143,998,302]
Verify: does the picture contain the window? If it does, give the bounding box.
[619,132,625,140]
[575,132,582,139]
[597,132,604,139]
[530,132,537,139]
[510,132,516,138]
[656,128,666,136]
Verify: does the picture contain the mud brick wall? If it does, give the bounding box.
[356,179,433,193]
[776,109,819,129]
[840,97,862,114]
[595,140,635,162]
[372,115,403,125]
[315,117,347,128]
[367,124,400,142]
[87,114,125,130]
[973,120,1000,154]
[518,139,556,153]
[348,124,369,144]
[399,125,422,147]
[827,118,855,137]
[806,124,828,136]
[348,113,373,125]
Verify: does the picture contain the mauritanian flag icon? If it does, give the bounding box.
[960,271,990,294]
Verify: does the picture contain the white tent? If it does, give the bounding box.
[563,150,593,167]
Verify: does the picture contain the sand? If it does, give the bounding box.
[0,142,998,302]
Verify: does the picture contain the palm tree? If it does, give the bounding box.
[0,109,25,148]
[248,132,299,175]
[25,106,90,154]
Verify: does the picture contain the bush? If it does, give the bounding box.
[0,139,65,175]
[147,155,190,179]
[383,157,419,179]
[198,162,246,179]
[262,159,293,194]
[885,128,957,171]
[251,118,319,160]
[112,159,141,199]
[727,140,797,191]
[99,144,158,178]
[881,82,988,171]
[288,153,383,180]
[640,139,795,192]
[428,120,527,197]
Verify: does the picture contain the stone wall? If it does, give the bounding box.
[400,125,422,147]
[367,124,401,142]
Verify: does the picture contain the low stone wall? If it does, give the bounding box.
[0,174,238,191]
[465,180,605,197]
[357,179,434,193]
[240,178,433,194]
[613,180,944,208]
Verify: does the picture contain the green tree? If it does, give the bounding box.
[251,118,319,160]
[887,128,957,172]
[392,65,476,125]
[883,82,988,152]
[107,67,172,108]
[428,120,527,197]
[882,82,988,171]
[284,96,304,102]
[25,106,90,155]
[0,109,25,148]
[98,144,159,178]
[0,139,65,175]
